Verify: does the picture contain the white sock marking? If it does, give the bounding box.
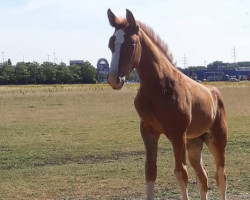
[146,181,155,200]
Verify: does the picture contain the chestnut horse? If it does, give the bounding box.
[107,9,227,200]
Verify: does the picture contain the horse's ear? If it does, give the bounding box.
[107,9,119,28]
[126,9,136,26]
[126,9,139,33]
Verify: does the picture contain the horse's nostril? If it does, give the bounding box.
[116,77,120,84]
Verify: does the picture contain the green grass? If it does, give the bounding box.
[0,83,250,199]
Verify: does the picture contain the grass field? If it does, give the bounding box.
[0,83,250,200]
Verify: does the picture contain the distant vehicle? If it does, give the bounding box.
[240,76,248,81]
[229,78,238,82]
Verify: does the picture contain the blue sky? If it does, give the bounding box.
[0,0,249,67]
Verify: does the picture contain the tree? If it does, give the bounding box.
[7,59,12,66]
[56,63,73,84]
[237,61,250,67]
[36,66,46,84]
[81,61,97,83]
[97,72,107,83]
[207,61,224,71]
[126,69,137,82]
[190,69,197,80]
[41,62,56,84]
[69,64,81,83]
[188,66,207,71]
[0,63,15,84]
[15,62,30,84]
[27,62,39,84]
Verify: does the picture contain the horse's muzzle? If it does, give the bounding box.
[107,73,125,90]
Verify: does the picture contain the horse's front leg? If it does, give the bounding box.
[141,121,160,200]
[171,134,189,200]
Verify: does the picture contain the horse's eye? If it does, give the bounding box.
[109,36,116,52]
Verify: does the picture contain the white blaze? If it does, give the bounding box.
[110,29,125,74]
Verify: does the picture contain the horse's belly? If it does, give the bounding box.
[186,126,208,139]
[186,115,214,139]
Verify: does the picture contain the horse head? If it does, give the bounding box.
[107,9,141,89]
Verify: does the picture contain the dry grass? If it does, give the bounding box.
[0,82,249,199]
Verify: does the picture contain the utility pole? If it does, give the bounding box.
[203,60,207,80]
[232,47,237,63]
[47,55,50,62]
[183,54,189,76]
[232,47,240,80]
[1,52,4,64]
[53,52,56,65]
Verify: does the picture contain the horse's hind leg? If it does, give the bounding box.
[204,86,228,200]
[204,119,227,200]
[187,136,208,200]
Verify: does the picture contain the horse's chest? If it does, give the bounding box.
[134,94,165,133]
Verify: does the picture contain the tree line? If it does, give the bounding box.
[179,61,250,72]
[178,61,250,76]
[0,61,97,85]
[1,59,249,85]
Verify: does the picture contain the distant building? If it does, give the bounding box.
[70,60,84,67]
[182,68,250,81]
[237,67,250,71]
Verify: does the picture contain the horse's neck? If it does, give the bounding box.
[136,30,176,90]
